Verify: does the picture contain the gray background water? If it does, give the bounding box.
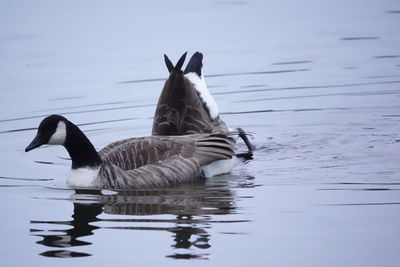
[1,0,399,266]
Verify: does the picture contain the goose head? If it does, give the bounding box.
[25,115,67,152]
[25,114,101,170]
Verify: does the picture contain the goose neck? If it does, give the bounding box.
[64,121,102,169]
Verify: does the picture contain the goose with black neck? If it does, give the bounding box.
[25,115,237,189]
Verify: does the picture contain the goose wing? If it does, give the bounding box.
[98,136,184,171]
[96,134,235,189]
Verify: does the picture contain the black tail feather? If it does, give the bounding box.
[184,51,203,76]
[164,54,174,73]
[174,52,187,71]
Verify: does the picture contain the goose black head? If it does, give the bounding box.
[25,114,68,152]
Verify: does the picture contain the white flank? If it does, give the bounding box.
[185,71,219,119]
[201,156,241,178]
[66,167,100,187]
[48,121,67,145]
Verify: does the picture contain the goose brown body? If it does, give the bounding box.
[25,115,236,190]
[95,134,235,189]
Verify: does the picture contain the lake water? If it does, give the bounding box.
[1,0,400,266]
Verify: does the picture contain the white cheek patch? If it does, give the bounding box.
[185,71,219,119]
[48,121,67,145]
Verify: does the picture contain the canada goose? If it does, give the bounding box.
[152,52,228,135]
[152,52,254,159]
[25,115,236,189]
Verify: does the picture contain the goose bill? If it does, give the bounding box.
[25,134,45,152]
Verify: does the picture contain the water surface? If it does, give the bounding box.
[0,0,399,266]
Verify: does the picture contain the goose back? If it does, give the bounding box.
[95,134,235,189]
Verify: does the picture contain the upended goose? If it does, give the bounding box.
[152,52,228,135]
[152,51,253,158]
[25,115,236,189]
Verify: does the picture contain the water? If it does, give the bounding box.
[1,0,400,266]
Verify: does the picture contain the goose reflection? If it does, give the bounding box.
[30,193,103,258]
[30,174,254,259]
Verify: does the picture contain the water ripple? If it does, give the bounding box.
[340,37,379,41]
[234,89,400,103]
[321,202,400,206]
[271,60,313,65]
[0,105,151,123]
[214,80,400,96]
[0,117,139,134]
[118,69,309,84]
[0,176,53,181]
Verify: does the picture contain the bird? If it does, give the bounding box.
[152,52,227,135]
[25,115,237,189]
[152,51,253,159]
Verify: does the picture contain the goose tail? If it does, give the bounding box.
[192,133,236,165]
